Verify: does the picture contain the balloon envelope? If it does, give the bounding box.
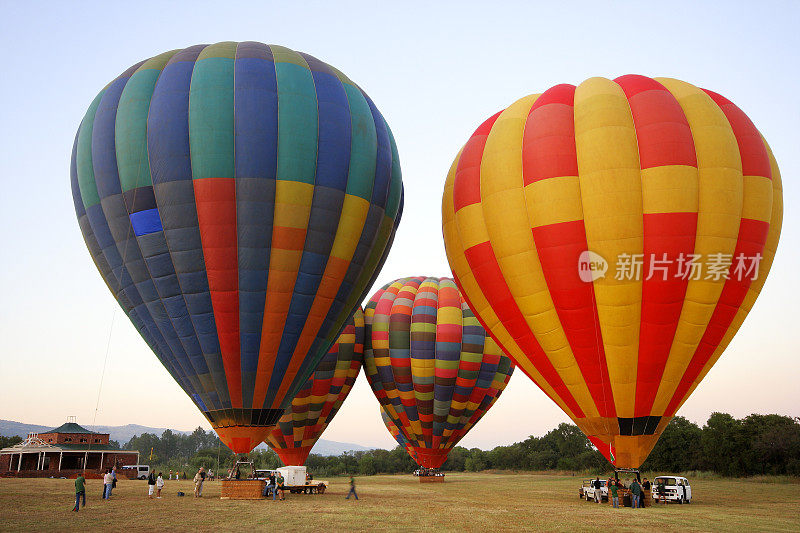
[71,41,403,453]
[363,276,514,468]
[265,308,364,466]
[442,75,782,468]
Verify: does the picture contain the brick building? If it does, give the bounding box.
[0,420,139,478]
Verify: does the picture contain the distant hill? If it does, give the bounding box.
[0,420,374,456]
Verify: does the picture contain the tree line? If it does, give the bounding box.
[120,412,800,478]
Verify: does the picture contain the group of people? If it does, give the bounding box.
[71,466,117,512]
[592,476,657,509]
[260,472,286,500]
[193,467,207,497]
[147,471,166,498]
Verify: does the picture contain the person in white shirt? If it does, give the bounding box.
[156,472,165,498]
[103,470,113,499]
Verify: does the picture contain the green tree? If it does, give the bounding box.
[642,416,702,472]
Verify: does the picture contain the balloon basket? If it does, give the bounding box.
[419,475,444,483]
[220,479,266,499]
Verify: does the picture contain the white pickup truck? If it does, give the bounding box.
[581,478,608,502]
[652,476,692,504]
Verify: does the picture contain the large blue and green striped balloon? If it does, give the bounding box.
[70,42,403,453]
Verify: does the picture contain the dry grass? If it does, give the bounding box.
[0,472,798,532]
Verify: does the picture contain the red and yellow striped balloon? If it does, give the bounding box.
[442,75,783,468]
[265,308,364,466]
[364,276,514,468]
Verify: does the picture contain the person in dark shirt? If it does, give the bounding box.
[148,471,156,499]
[276,474,285,501]
[608,479,619,508]
[630,479,642,509]
[73,474,86,512]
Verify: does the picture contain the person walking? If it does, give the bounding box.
[148,471,157,499]
[345,475,358,500]
[103,469,113,500]
[156,472,165,498]
[73,473,86,512]
[630,479,642,509]
[609,479,619,508]
[593,477,601,503]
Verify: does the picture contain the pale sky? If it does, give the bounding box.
[1,1,798,450]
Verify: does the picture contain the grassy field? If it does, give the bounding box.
[0,472,798,532]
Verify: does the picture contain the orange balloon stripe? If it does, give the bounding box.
[613,75,699,418]
[252,224,309,409]
[522,83,616,418]
[664,90,772,416]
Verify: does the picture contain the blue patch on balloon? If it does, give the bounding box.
[130,208,163,236]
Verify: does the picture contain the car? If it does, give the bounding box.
[579,479,591,499]
[582,478,608,502]
[121,464,150,480]
[652,476,692,504]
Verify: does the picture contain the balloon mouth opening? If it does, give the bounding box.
[412,448,450,469]
[213,425,275,454]
[273,446,313,467]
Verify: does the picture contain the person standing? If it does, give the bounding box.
[193,469,203,498]
[148,471,157,499]
[656,478,666,504]
[346,475,358,500]
[276,473,286,501]
[608,479,619,508]
[593,477,601,503]
[156,472,165,498]
[198,467,206,496]
[73,473,86,512]
[103,469,113,500]
[630,479,642,509]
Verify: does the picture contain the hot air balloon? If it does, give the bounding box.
[379,405,414,459]
[442,75,782,468]
[265,308,364,466]
[363,276,514,468]
[70,41,403,454]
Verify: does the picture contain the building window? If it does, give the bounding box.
[65,438,72,442]
[80,438,87,443]
[94,439,101,443]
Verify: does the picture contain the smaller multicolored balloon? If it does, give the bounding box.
[265,309,364,466]
[364,276,514,468]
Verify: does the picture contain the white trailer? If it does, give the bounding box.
[276,466,328,494]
